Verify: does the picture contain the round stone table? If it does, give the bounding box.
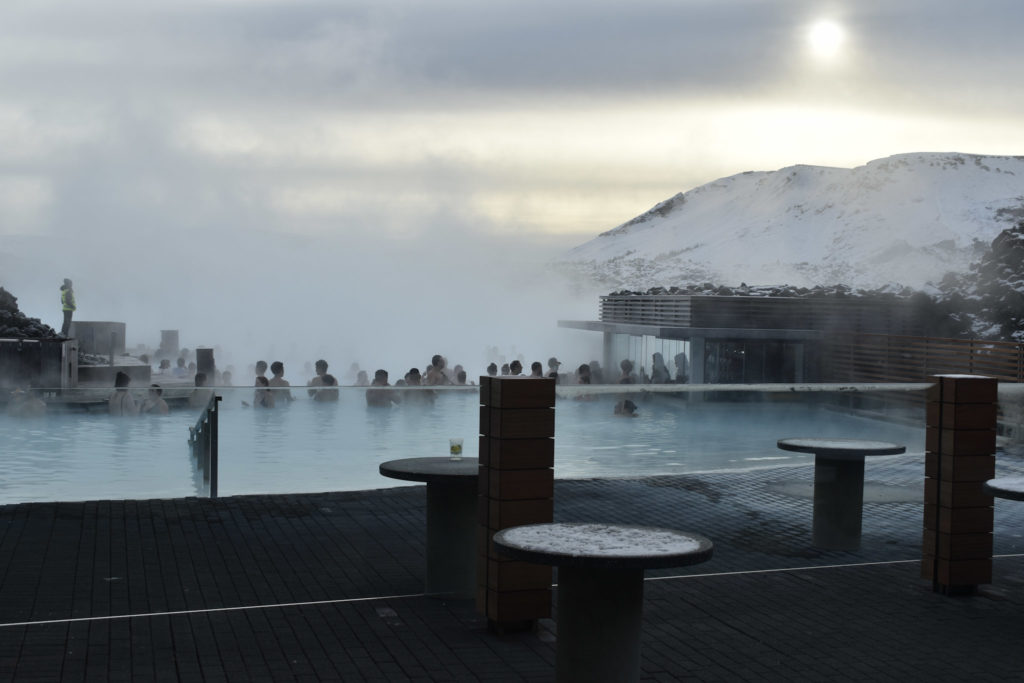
[493,522,713,683]
[983,476,1024,502]
[777,438,906,550]
[379,457,479,598]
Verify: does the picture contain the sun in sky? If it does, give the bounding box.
[807,19,846,60]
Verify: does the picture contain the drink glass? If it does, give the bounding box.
[449,438,464,461]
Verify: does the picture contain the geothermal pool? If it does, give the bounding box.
[0,388,926,504]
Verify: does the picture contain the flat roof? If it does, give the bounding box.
[557,320,823,341]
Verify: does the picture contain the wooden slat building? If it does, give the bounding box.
[560,294,1024,384]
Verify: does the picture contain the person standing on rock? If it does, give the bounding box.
[60,278,76,337]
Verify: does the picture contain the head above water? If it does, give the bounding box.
[614,399,638,416]
[270,361,284,376]
[115,371,131,388]
[315,359,328,375]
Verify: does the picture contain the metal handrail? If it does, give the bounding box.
[187,392,221,498]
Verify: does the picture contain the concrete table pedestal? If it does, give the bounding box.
[424,479,477,596]
[556,566,644,682]
[779,439,905,551]
[493,523,713,683]
[812,455,867,549]
[380,457,479,598]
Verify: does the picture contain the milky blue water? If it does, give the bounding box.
[0,387,925,504]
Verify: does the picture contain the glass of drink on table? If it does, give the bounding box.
[449,438,464,461]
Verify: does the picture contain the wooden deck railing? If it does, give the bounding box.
[822,333,1024,383]
[599,294,924,334]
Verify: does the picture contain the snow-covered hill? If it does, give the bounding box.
[557,153,1024,291]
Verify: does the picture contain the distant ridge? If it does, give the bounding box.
[556,153,1024,291]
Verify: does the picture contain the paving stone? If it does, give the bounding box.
[1,454,1024,680]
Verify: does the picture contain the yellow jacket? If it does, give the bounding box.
[61,287,76,312]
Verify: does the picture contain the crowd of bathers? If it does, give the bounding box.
[5,349,691,417]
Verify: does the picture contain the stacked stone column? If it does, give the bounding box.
[477,376,555,631]
[922,375,996,595]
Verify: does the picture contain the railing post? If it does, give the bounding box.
[477,376,555,632]
[923,375,996,595]
[209,395,220,499]
[189,392,221,499]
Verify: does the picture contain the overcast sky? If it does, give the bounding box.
[2,0,1023,370]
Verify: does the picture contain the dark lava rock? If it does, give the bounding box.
[0,287,59,339]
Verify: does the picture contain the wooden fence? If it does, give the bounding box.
[599,294,924,335]
[822,333,1024,383]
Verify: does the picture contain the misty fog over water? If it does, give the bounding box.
[4,226,602,377]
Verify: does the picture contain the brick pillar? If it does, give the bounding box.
[922,375,996,595]
[477,376,555,632]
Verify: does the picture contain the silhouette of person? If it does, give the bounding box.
[618,359,637,384]
[189,373,214,409]
[109,371,138,416]
[651,353,670,384]
[314,374,340,402]
[60,278,76,337]
[308,359,329,396]
[254,376,275,408]
[547,357,561,381]
[269,361,294,402]
[141,384,170,415]
[614,399,638,417]
[366,369,398,407]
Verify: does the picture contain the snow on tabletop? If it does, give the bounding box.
[781,438,900,451]
[988,477,1024,494]
[499,523,701,558]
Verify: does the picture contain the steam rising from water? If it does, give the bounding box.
[4,215,603,378]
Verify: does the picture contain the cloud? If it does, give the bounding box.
[2,0,1024,373]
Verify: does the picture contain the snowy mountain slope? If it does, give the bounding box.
[556,153,1024,290]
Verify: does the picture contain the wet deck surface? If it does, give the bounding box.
[2,454,1024,681]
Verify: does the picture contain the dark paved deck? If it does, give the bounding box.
[2,454,1024,681]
